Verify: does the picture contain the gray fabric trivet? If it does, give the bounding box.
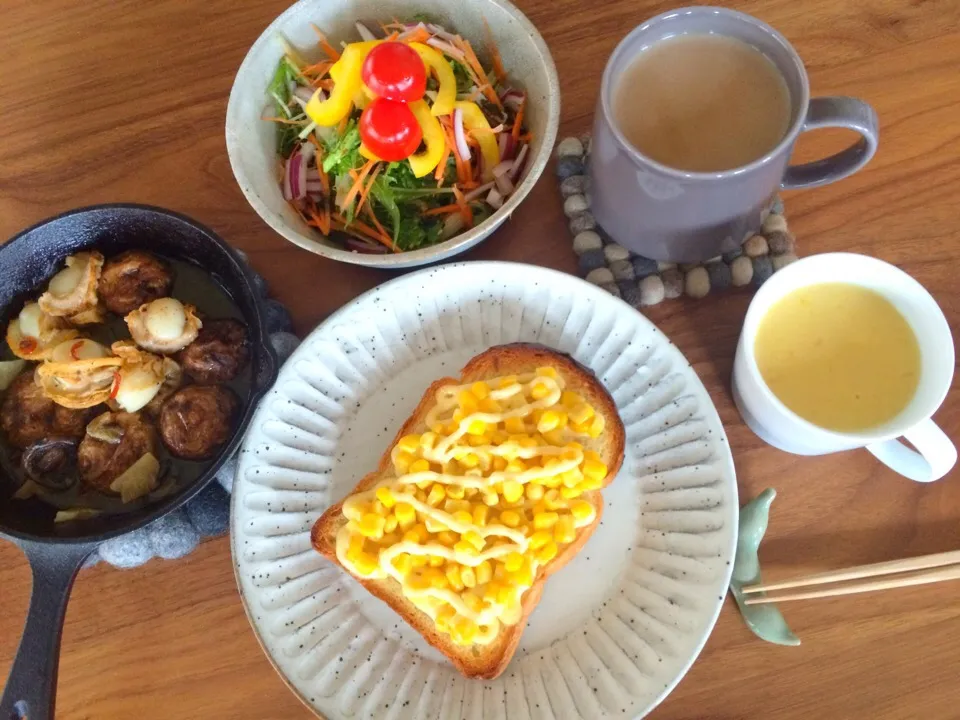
[87,250,299,570]
[556,135,800,307]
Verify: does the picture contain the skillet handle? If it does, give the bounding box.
[1,539,96,720]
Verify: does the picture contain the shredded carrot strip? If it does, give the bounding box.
[435,139,452,184]
[512,93,526,143]
[482,18,507,84]
[385,31,400,41]
[452,186,474,226]
[423,203,462,216]
[306,204,331,236]
[518,132,532,143]
[315,78,335,91]
[364,206,395,250]
[356,165,382,216]
[456,37,503,110]
[302,60,333,76]
[333,215,396,252]
[338,114,349,135]
[342,160,376,209]
[310,24,341,60]
[402,26,431,44]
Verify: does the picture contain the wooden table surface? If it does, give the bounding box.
[2,0,959,717]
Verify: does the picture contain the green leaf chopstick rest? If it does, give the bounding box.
[730,488,801,646]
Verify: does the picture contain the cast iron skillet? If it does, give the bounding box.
[0,204,278,720]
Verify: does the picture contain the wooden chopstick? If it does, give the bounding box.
[743,563,960,605]
[741,548,960,596]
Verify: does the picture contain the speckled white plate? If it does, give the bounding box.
[231,261,738,719]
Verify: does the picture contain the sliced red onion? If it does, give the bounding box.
[426,37,465,61]
[356,22,376,41]
[285,149,305,200]
[510,143,529,183]
[292,85,315,104]
[396,21,427,40]
[486,187,504,209]
[305,179,323,192]
[495,172,514,196]
[501,134,516,161]
[296,152,307,200]
[498,133,508,158]
[502,92,524,112]
[282,156,294,201]
[427,24,459,43]
[346,236,389,254]
[307,191,324,204]
[453,108,471,161]
[492,160,514,178]
[464,181,495,202]
[306,166,322,181]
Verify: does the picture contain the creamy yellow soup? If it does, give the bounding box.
[754,282,921,432]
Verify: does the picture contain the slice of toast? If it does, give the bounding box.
[311,343,625,679]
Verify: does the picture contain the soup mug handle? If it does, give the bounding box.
[866,419,958,483]
[782,96,879,190]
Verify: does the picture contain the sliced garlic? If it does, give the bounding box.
[110,341,169,413]
[54,507,102,523]
[0,359,26,391]
[109,452,160,503]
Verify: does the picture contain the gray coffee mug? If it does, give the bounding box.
[589,7,879,262]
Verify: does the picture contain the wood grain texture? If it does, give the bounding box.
[1,0,959,718]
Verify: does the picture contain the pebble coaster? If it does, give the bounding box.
[556,135,800,308]
[86,252,301,570]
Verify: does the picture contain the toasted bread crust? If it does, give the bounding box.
[311,343,625,678]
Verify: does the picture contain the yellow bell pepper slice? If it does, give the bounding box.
[306,41,380,127]
[454,101,501,181]
[359,142,382,162]
[407,100,446,178]
[410,43,456,117]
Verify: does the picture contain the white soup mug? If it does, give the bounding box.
[733,253,956,482]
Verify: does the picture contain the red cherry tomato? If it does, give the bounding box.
[359,98,423,161]
[361,42,427,103]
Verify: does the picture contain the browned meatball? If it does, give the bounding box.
[0,372,96,449]
[159,385,239,460]
[78,412,159,492]
[99,250,174,315]
[177,318,249,384]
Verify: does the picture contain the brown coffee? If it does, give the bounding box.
[613,34,791,172]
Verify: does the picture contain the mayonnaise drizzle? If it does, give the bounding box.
[336,371,599,645]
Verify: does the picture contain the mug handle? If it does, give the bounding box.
[782,96,879,190]
[866,419,958,483]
